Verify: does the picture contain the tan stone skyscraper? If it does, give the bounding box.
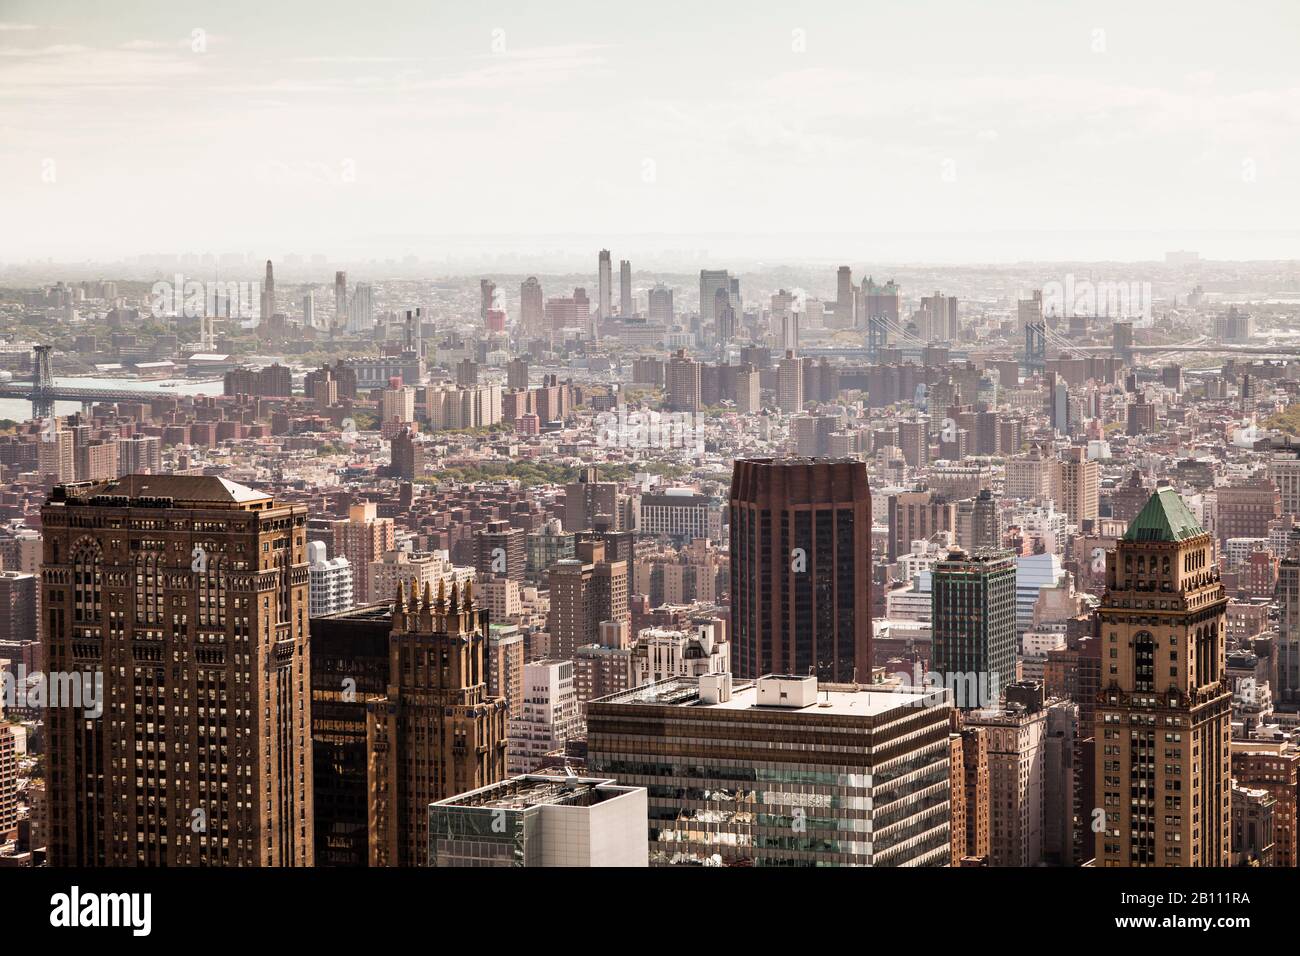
[367,580,508,867]
[1094,486,1231,866]
[41,476,312,866]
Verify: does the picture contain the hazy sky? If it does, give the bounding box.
[3,0,1299,263]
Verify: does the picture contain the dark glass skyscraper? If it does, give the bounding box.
[728,457,872,682]
[931,547,1018,709]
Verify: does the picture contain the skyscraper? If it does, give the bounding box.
[666,349,702,413]
[519,276,545,340]
[1060,447,1100,526]
[42,475,313,866]
[777,350,803,415]
[860,276,901,331]
[348,282,374,332]
[334,270,347,331]
[1094,486,1231,866]
[932,548,1017,708]
[260,258,275,325]
[729,457,872,683]
[699,269,729,322]
[331,502,395,604]
[619,258,632,316]
[835,265,854,328]
[597,249,612,322]
[647,284,674,324]
[367,581,509,866]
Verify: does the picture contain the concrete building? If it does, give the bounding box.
[429,775,648,867]
[508,660,583,775]
[307,540,354,617]
[331,502,395,608]
[588,673,952,866]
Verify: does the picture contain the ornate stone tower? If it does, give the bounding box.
[1094,486,1231,866]
[367,579,508,867]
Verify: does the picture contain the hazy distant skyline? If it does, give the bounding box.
[4,0,1299,262]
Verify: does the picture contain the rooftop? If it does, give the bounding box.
[433,775,635,811]
[1123,487,1205,543]
[51,474,274,510]
[594,675,937,717]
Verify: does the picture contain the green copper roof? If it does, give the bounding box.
[1122,488,1204,543]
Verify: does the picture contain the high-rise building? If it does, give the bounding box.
[919,291,959,343]
[506,357,529,391]
[1059,447,1100,527]
[1268,442,1300,519]
[367,549,472,607]
[954,724,991,863]
[699,269,729,322]
[307,540,353,617]
[479,278,496,321]
[348,282,374,332]
[334,271,347,331]
[487,624,525,717]
[0,571,37,646]
[475,519,526,583]
[546,546,629,660]
[588,673,952,866]
[260,259,275,324]
[597,250,612,322]
[647,284,674,324]
[331,503,394,606]
[563,467,622,533]
[860,276,900,324]
[777,350,803,415]
[519,276,545,340]
[0,722,16,839]
[729,457,872,683]
[429,775,648,867]
[666,349,702,413]
[834,265,854,328]
[1217,478,1281,546]
[619,259,632,317]
[1094,486,1231,866]
[1231,741,1299,868]
[963,683,1062,867]
[931,548,1017,708]
[1277,533,1300,709]
[309,602,391,867]
[1018,289,1044,330]
[37,421,75,483]
[507,659,583,774]
[117,434,161,475]
[42,475,312,866]
[367,581,509,866]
